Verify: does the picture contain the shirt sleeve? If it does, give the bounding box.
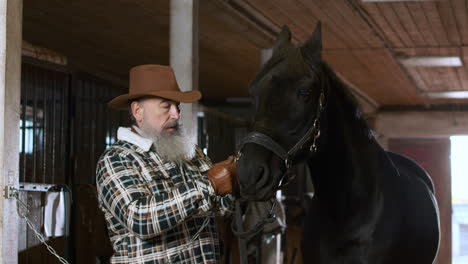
[192,147,236,216]
[213,194,235,216]
[96,151,215,240]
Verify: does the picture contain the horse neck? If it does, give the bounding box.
[306,70,384,230]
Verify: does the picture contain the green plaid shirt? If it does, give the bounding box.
[96,127,234,264]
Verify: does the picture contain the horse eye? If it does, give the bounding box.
[298,88,311,97]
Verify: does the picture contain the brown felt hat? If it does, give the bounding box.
[108,64,201,109]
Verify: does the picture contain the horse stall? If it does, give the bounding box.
[0,0,466,264]
[17,59,130,263]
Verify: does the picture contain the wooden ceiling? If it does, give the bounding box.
[22,0,468,108]
[22,0,266,101]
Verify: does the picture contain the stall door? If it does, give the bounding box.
[18,61,129,264]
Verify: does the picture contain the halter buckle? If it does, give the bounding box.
[309,128,321,153]
[310,143,317,153]
[235,150,242,163]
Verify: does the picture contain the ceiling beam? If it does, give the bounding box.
[22,41,67,66]
[375,111,468,138]
[361,0,431,2]
[213,0,278,48]
[334,71,379,114]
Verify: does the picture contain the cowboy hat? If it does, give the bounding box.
[108,64,201,109]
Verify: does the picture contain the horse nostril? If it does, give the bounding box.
[257,166,264,177]
[256,164,270,188]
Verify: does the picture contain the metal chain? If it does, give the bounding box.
[11,189,70,264]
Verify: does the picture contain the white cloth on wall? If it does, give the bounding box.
[44,189,71,237]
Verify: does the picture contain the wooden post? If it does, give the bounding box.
[0,0,23,263]
[169,0,199,144]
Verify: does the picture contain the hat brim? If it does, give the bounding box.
[108,90,202,109]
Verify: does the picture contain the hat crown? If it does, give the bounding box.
[107,64,201,109]
[130,65,180,94]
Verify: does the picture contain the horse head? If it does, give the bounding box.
[237,23,326,201]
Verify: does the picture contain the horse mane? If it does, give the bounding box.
[319,62,373,141]
[309,60,384,257]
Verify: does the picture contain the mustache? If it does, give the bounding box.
[164,120,180,130]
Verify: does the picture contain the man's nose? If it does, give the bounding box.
[169,104,180,120]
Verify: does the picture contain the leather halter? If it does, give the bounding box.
[232,86,326,264]
[236,89,325,188]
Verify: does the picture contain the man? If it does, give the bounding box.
[96,64,236,263]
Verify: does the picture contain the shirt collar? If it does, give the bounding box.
[117,126,153,151]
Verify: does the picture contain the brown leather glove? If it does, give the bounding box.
[207,156,237,195]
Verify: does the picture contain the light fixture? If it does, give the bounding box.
[424,91,468,99]
[362,0,431,2]
[399,56,463,67]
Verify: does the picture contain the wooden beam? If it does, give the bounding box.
[0,0,22,263]
[333,70,379,114]
[22,41,67,66]
[374,111,468,138]
[209,0,276,48]
[361,0,432,2]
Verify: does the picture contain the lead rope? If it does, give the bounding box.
[8,187,70,264]
[235,200,249,264]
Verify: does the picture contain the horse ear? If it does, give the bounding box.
[301,22,322,61]
[272,25,292,54]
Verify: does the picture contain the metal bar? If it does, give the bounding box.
[68,73,76,187]
[91,80,96,183]
[20,64,28,183]
[64,73,71,185]
[58,71,65,184]
[18,182,56,192]
[32,64,38,183]
[51,70,57,184]
[105,87,110,148]
[114,89,120,141]
[42,68,48,183]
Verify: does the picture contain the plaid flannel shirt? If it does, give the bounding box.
[96,127,234,264]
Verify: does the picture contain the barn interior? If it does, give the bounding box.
[1,0,467,263]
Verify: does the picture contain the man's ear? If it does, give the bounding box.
[131,100,144,123]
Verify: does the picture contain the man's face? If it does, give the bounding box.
[133,97,181,136]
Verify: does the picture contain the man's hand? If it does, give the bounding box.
[207,156,237,195]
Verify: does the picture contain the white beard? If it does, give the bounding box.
[140,121,195,164]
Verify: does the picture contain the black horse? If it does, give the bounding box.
[236,23,440,264]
